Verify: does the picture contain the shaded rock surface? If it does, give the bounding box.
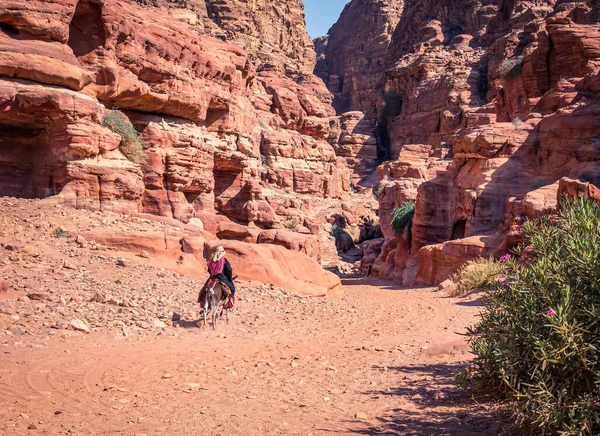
[319,0,600,285]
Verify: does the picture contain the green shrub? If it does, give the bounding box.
[391,201,415,236]
[512,116,524,127]
[102,110,146,164]
[450,257,506,297]
[281,218,298,230]
[467,196,600,434]
[499,57,524,78]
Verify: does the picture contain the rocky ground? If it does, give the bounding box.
[0,198,505,435]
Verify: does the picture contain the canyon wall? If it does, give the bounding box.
[0,0,379,295]
[0,0,354,233]
[316,0,405,188]
[321,0,600,285]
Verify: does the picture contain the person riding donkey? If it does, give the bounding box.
[207,246,236,309]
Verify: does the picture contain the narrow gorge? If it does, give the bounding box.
[2,1,600,434]
[1,0,600,289]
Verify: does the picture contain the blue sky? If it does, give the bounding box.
[304,0,349,38]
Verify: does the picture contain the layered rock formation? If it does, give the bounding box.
[0,0,367,294]
[317,0,404,186]
[320,0,600,285]
[0,0,351,222]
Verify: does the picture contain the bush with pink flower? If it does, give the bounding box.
[467,196,600,434]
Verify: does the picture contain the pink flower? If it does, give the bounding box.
[499,254,512,263]
[547,309,555,317]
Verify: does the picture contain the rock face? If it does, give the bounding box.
[316,0,404,186]
[324,0,404,120]
[0,0,349,229]
[0,0,362,288]
[0,0,393,297]
[206,0,317,76]
[319,0,600,285]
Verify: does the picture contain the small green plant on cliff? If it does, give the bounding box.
[102,110,146,164]
[391,201,415,236]
[498,56,524,78]
[467,196,600,434]
[512,116,524,127]
[281,218,298,230]
[449,257,506,297]
[376,183,387,200]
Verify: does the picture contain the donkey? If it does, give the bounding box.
[198,279,231,329]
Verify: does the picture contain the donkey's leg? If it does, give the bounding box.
[203,298,210,329]
[212,302,218,330]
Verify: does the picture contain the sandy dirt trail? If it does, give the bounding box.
[0,277,502,436]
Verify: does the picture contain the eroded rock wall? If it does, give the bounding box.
[316,0,404,187]
[323,0,600,285]
[0,0,350,232]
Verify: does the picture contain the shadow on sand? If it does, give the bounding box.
[319,362,508,435]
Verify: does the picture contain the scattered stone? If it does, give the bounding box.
[433,391,449,402]
[75,235,87,245]
[0,280,9,293]
[438,279,457,293]
[70,319,91,333]
[28,293,50,301]
[122,298,137,308]
[28,424,37,430]
[91,292,108,304]
[153,319,167,329]
[162,373,173,379]
[354,412,368,420]
[171,312,181,322]
[116,258,130,267]
[63,260,77,270]
[139,250,150,259]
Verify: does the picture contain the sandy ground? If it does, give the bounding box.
[0,199,504,435]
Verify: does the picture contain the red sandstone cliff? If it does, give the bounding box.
[0,0,376,295]
[0,0,353,229]
[321,0,600,285]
